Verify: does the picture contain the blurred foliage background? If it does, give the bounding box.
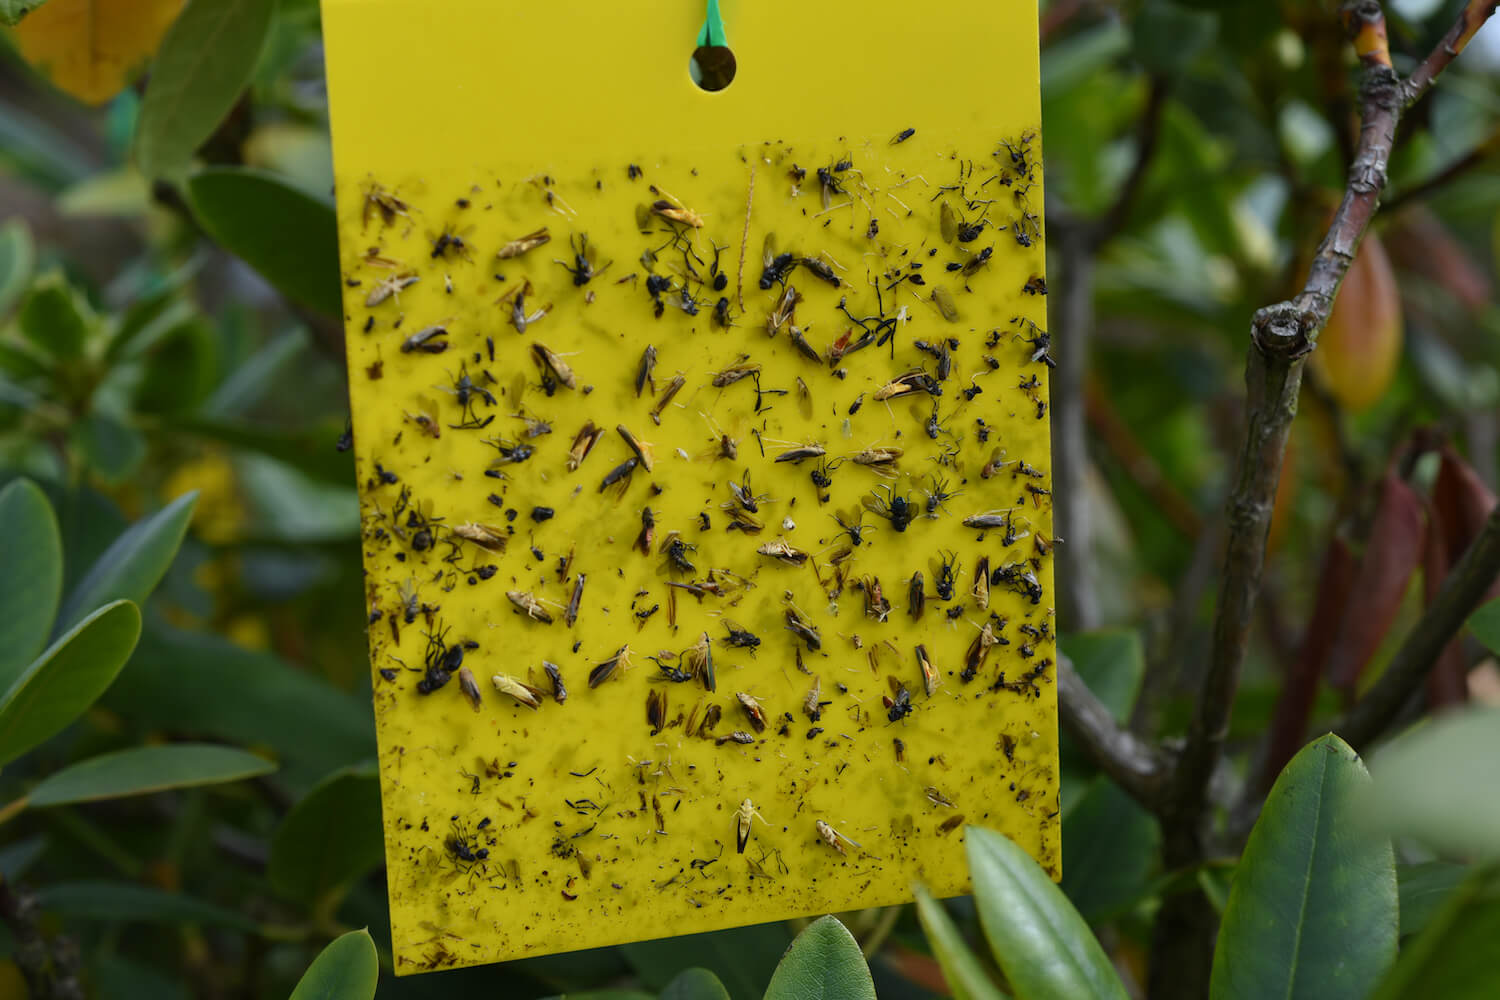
[0,0,1498,997]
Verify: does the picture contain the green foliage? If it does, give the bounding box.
[763,916,877,1000]
[0,478,62,686]
[658,968,731,1000]
[18,271,92,359]
[27,743,275,806]
[913,885,1008,1000]
[134,0,276,179]
[187,167,341,315]
[1469,596,1500,656]
[289,929,379,1000]
[0,0,47,26]
[269,763,383,904]
[53,490,196,634]
[1370,865,1500,1000]
[0,217,35,315]
[1211,735,1396,1000]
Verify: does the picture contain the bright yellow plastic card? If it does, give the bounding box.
[322,0,1057,972]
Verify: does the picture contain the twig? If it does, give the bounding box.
[1147,5,1497,997]
[1092,75,1170,249]
[1051,223,1100,631]
[0,878,84,1000]
[1057,654,1171,810]
[1085,376,1204,539]
[1337,502,1500,749]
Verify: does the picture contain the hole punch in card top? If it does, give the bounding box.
[322,0,1058,972]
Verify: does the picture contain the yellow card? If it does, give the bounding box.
[323,0,1057,972]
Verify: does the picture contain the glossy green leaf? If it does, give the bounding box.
[1469,597,1500,656]
[763,916,876,1000]
[29,743,275,806]
[1398,862,1469,937]
[660,968,731,1000]
[289,929,379,1000]
[967,827,1128,1000]
[269,763,383,904]
[1370,864,1500,1000]
[0,479,62,688]
[35,880,259,932]
[55,491,196,636]
[0,0,46,25]
[17,271,91,359]
[1211,734,1396,1000]
[0,600,141,766]
[1364,708,1500,860]
[187,167,340,316]
[1060,777,1159,921]
[914,885,1008,1000]
[103,623,373,787]
[621,921,793,1000]
[134,0,274,178]
[71,411,147,483]
[0,217,36,316]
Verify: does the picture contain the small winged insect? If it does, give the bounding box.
[816,161,847,211]
[787,326,822,363]
[712,360,761,387]
[661,532,698,574]
[766,283,801,335]
[566,573,586,626]
[962,622,1000,682]
[635,344,657,397]
[650,374,685,425]
[683,631,715,691]
[728,470,768,513]
[831,507,868,546]
[361,183,408,229]
[646,688,669,735]
[648,185,705,228]
[506,589,554,624]
[543,661,567,703]
[530,342,578,390]
[774,442,826,465]
[713,296,733,328]
[401,325,449,354]
[429,225,472,261]
[735,799,766,854]
[1013,318,1056,368]
[884,677,914,722]
[757,539,808,566]
[441,363,496,429]
[915,644,939,696]
[759,233,798,289]
[800,254,841,288]
[722,621,761,654]
[735,692,768,732]
[865,485,915,532]
[567,421,605,471]
[588,644,632,688]
[816,819,861,855]
[496,227,550,259]
[908,571,926,619]
[444,816,490,867]
[492,673,544,710]
[484,436,534,470]
[921,474,961,517]
[933,550,959,600]
[555,232,610,286]
[500,279,552,334]
[450,521,507,552]
[784,598,822,651]
[365,272,418,307]
[803,676,823,721]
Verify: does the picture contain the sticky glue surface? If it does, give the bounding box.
[323,0,1057,972]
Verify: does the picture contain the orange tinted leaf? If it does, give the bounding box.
[1326,473,1425,696]
[12,0,185,105]
[1311,231,1403,413]
[1421,500,1469,710]
[1433,445,1498,561]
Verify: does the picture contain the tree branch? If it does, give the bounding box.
[1401,0,1499,104]
[1051,222,1101,631]
[1336,501,1500,749]
[1380,125,1500,215]
[1057,654,1171,810]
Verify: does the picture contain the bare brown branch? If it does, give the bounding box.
[1057,655,1171,810]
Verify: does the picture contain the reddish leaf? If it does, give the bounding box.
[1263,534,1355,789]
[1422,501,1469,709]
[1326,474,1426,699]
[1386,206,1492,314]
[1433,447,1500,600]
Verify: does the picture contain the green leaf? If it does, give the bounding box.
[763,916,876,1000]
[0,600,141,766]
[71,411,148,484]
[1211,734,1396,1000]
[134,0,275,178]
[660,968,731,1000]
[175,414,354,486]
[35,880,259,932]
[541,993,654,1000]
[1060,777,1160,921]
[1398,862,1470,937]
[29,743,275,807]
[967,827,1128,1000]
[621,922,793,1000]
[17,271,92,359]
[1370,864,1500,1000]
[103,623,373,788]
[1363,708,1500,860]
[55,491,196,636]
[1060,629,1144,722]
[269,764,383,905]
[0,217,36,316]
[914,885,1008,1000]
[1131,1,1217,77]
[0,479,62,689]
[1469,597,1500,656]
[187,167,340,316]
[131,316,218,415]
[0,0,47,28]
[289,929,379,1000]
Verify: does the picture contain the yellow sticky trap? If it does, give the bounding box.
[323,0,1057,972]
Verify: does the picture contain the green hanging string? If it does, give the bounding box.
[696,0,727,48]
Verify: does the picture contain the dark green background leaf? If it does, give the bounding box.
[28,743,275,806]
[914,884,1007,1000]
[622,922,794,1000]
[1370,865,1500,1000]
[18,271,91,359]
[187,167,340,316]
[659,968,732,1000]
[269,763,383,904]
[135,0,276,178]
[54,491,195,636]
[0,217,35,315]
[0,478,62,688]
[36,881,261,932]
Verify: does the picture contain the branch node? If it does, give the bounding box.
[1251,303,1314,359]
